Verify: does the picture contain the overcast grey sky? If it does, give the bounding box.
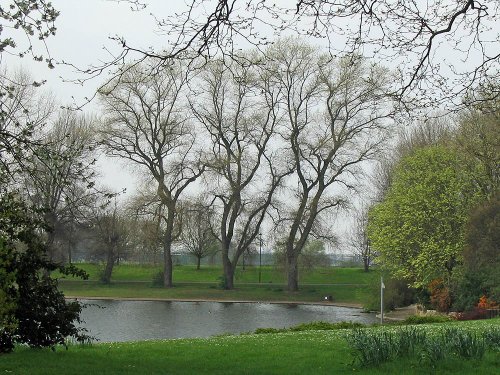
[6,1,190,193]
[3,0,498,248]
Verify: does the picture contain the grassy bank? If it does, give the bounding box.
[57,265,378,305]
[59,281,370,305]
[2,319,498,374]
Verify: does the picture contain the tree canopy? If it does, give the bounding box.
[368,145,484,288]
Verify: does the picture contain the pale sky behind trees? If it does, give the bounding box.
[3,0,498,251]
[3,0,352,196]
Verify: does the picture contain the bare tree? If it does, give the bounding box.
[0,70,54,178]
[126,187,170,265]
[266,39,393,290]
[348,205,374,272]
[191,57,291,289]
[87,195,131,284]
[178,199,219,270]
[1,3,59,176]
[22,109,97,263]
[99,59,204,287]
[87,0,498,111]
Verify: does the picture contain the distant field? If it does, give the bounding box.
[56,263,380,285]
[2,319,499,375]
[56,264,379,305]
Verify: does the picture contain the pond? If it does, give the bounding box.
[77,299,377,342]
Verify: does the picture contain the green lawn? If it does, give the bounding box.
[59,280,371,305]
[2,319,498,375]
[57,263,380,284]
[56,265,379,305]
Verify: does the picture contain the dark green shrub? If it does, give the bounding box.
[0,194,89,352]
[451,270,485,311]
[460,194,500,304]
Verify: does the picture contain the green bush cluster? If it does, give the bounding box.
[345,326,495,368]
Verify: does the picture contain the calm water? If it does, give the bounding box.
[77,299,377,342]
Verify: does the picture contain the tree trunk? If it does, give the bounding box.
[162,208,175,288]
[363,256,370,272]
[286,252,299,291]
[163,239,173,287]
[44,212,58,262]
[46,228,56,262]
[196,256,201,270]
[67,239,72,265]
[102,244,115,284]
[222,253,235,290]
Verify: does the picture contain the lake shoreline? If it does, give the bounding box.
[65,295,364,309]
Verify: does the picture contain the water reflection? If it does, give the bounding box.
[77,300,377,342]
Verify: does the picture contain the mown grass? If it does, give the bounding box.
[56,264,379,305]
[56,263,379,285]
[1,319,498,375]
[59,280,372,305]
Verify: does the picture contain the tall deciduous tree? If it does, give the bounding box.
[368,145,484,288]
[99,60,204,287]
[87,196,131,284]
[0,70,54,178]
[266,39,392,291]
[23,109,97,263]
[178,200,219,270]
[127,190,164,264]
[348,205,374,272]
[192,57,291,289]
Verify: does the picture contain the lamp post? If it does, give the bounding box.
[259,233,262,283]
[380,276,385,324]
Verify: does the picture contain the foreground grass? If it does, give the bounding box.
[2,319,498,375]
